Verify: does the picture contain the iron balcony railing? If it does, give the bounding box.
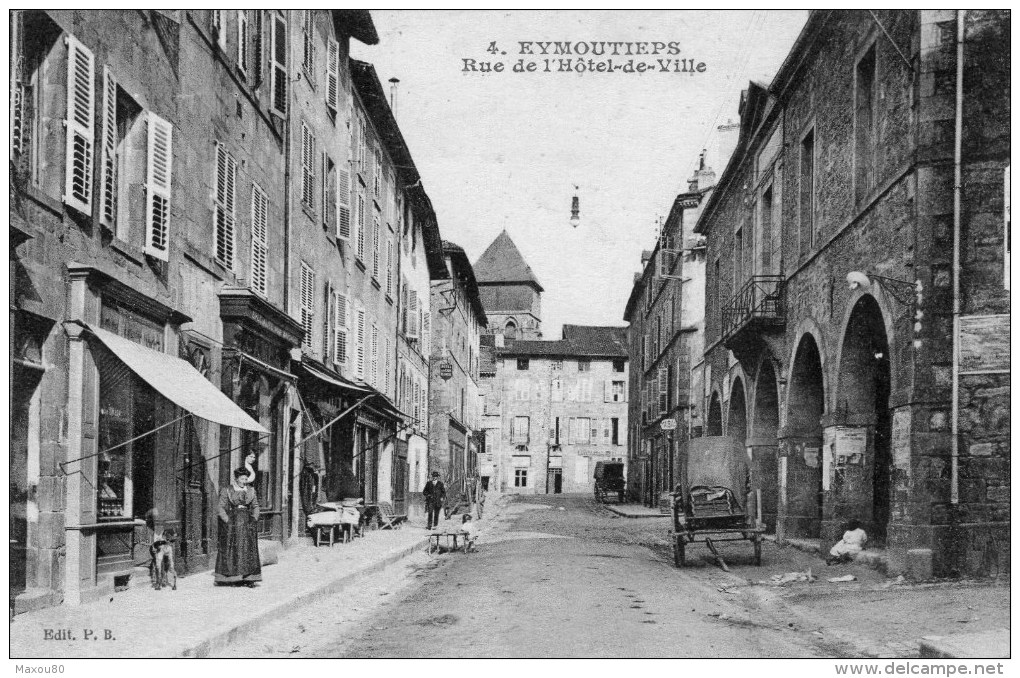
[721,275,786,342]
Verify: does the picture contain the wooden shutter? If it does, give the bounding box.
[335,291,349,368]
[356,193,366,259]
[422,311,431,356]
[356,307,366,379]
[250,182,268,295]
[301,123,314,206]
[144,113,173,261]
[214,144,236,266]
[252,10,263,85]
[99,66,117,229]
[323,153,337,230]
[326,38,339,112]
[371,324,379,386]
[337,166,351,241]
[385,239,393,295]
[604,380,612,403]
[323,281,334,360]
[64,35,95,214]
[300,263,315,349]
[407,291,419,339]
[237,11,248,75]
[270,12,287,115]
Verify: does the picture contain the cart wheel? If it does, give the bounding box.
[673,537,686,568]
[753,536,762,566]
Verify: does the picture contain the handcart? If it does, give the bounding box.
[669,484,765,569]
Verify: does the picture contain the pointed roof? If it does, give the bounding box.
[473,230,543,292]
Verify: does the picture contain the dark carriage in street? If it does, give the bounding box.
[593,461,627,503]
[669,484,765,568]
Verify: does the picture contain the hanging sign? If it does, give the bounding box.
[439,361,454,380]
[660,418,677,431]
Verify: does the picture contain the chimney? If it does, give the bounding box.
[388,77,400,117]
[715,119,740,173]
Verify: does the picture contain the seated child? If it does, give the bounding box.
[826,519,867,565]
[458,514,478,551]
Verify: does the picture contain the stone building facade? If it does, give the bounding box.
[623,157,715,506]
[427,242,486,504]
[491,327,630,495]
[697,10,1009,576]
[9,9,450,614]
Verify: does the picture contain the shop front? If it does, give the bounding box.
[62,269,267,605]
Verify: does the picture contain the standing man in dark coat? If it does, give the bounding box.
[422,471,446,530]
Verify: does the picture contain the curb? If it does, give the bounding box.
[604,504,671,519]
[182,497,512,658]
[181,536,430,658]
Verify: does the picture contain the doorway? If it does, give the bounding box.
[548,467,563,494]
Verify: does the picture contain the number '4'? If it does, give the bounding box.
[487,41,500,54]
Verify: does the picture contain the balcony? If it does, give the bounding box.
[721,275,786,350]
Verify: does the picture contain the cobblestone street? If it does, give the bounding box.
[214,495,1008,658]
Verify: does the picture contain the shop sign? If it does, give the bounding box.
[439,361,454,380]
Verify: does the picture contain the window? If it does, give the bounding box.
[659,367,668,413]
[761,184,774,272]
[855,45,877,202]
[611,381,625,403]
[551,378,563,402]
[252,10,263,85]
[212,10,226,51]
[386,239,394,295]
[270,12,287,115]
[326,37,339,113]
[512,416,530,443]
[337,165,351,242]
[613,359,625,373]
[713,258,721,327]
[570,417,591,444]
[11,12,63,188]
[356,193,366,259]
[372,215,381,278]
[611,418,620,446]
[516,358,529,371]
[237,11,248,75]
[384,337,391,395]
[300,263,315,350]
[250,183,268,295]
[301,10,315,82]
[504,320,517,340]
[550,359,563,371]
[334,290,349,368]
[514,378,529,401]
[214,144,237,267]
[577,359,590,372]
[554,417,561,445]
[733,227,743,289]
[373,147,382,199]
[514,469,528,488]
[799,128,815,256]
[355,307,366,379]
[322,154,336,230]
[371,323,379,386]
[301,122,315,209]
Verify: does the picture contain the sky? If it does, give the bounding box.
[352,10,808,338]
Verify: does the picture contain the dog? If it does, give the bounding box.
[149,528,178,591]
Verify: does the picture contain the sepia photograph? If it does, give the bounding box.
[7,8,1011,667]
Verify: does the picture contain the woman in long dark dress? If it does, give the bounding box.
[215,467,262,586]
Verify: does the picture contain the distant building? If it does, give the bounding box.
[474,229,544,340]
[488,326,629,494]
[428,241,487,505]
[623,154,717,506]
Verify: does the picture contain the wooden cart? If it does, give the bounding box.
[593,461,626,503]
[669,485,765,569]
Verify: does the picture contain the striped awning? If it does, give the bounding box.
[84,323,266,432]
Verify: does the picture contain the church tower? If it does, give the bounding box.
[474,230,543,340]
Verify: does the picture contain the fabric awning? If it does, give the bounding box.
[301,362,374,393]
[84,323,267,433]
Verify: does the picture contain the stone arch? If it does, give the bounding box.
[727,376,748,443]
[831,293,893,545]
[504,318,518,340]
[749,356,781,532]
[784,331,826,538]
[707,390,723,437]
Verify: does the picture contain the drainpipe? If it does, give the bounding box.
[950,10,965,504]
[283,10,297,539]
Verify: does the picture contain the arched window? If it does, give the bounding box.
[504,320,518,340]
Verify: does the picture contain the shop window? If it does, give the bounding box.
[514,469,528,488]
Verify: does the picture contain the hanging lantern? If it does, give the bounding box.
[570,187,580,228]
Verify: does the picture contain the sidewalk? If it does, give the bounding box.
[604,503,671,519]
[11,521,453,658]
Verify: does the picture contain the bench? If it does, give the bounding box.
[375,501,407,530]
